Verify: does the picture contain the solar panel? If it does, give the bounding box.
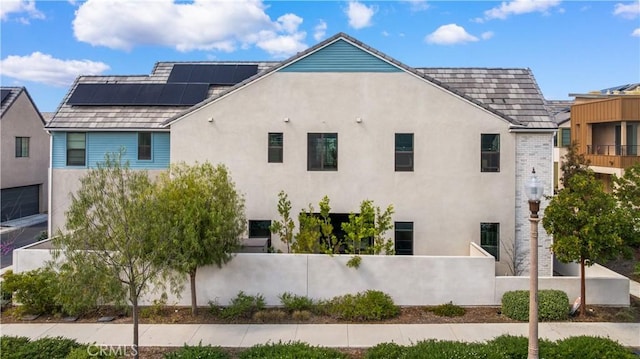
[66,83,208,106]
[167,64,258,85]
[233,65,258,84]
[167,65,193,83]
[0,89,11,104]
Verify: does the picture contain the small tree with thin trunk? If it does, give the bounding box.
[270,191,295,253]
[155,162,246,316]
[52,151,175,359]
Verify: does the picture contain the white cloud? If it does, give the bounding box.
[0,0,44,23]
[314,20,327,41]
[72,0,308,58]
[613,2,640,19]
[481,31,494,40]
[403,0,429,12]
[632,28,640,37]
[381,30,390,37]
[0,52,110,87]
[425,24,479,45]
[482,0,561,21]
[346,1,375,29]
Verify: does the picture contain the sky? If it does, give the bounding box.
[1,0,639,113]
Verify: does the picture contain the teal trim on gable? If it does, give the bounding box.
[52,131,170,170]
[279,39,401,73]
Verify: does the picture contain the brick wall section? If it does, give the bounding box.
[515,132,554,277]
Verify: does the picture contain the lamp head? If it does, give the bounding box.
[525,167,544,201]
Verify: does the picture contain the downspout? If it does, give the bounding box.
[47,131,52,237]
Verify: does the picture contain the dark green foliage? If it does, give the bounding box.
[164,343,230,359]
[218,291,265,320]
[1,269,61,315]
[0,336,31,359]
[404,340,488,359]
[278,292,314,312]
[327,290,399,321]
[501,290,569,321]
[0,336,82,359]
[66,346,118,359]
[364,342,405,359]
[238,341,347,359]
[484,335,555,359]
[425,301,466,317]
[552,336,636,359]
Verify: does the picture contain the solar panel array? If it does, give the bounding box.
[1,89,11,105]
[67,83,209,106]
[167,64,258,85]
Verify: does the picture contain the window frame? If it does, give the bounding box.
[395,133,414,172]
[66,132,86,166]
[15,137,30,158]
[394,222,414,255]
[307,133,338,171]
[268,132,283,163]
[480,222,500,261]
[560,128,571,148]
[137,132,152,161]
[481,134,500,172]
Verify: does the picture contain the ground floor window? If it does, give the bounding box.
[394,222,413,255]
[249,220,272,248]
[480,222,499,260]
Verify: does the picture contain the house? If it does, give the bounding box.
[0,87,49,221]
[568,83,640,191]
[547,100,572,192]
[47,33,556,276]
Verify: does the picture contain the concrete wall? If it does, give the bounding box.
[0,91,49,213]
[171,71,519,271]
[13,242,628,307]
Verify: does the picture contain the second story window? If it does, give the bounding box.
[138,132,152,160]
[395,133,414,171]
[67,132,86,166]
[268,133,283,163]
[481,134,500,172]
[560,128,571,148]
[308,133,337,171]
[15,137,29,158]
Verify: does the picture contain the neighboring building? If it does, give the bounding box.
[0,87,49,221]
[547,100,573,192]
[47,33,556,275]
[569,83,640,191]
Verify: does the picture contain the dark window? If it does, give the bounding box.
[395,133,414,171]
[481,134,500,172]
[66,132,86,166]
[268,133,283,163]
[394,222,413,255]
[15,137,29,158]
[138,132,152,160]
[249,220,272,248]
[560,128,571,148]
[308,133,338,171]
[480,223,499,261]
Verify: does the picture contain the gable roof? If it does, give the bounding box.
[545,100,573,125]
[1,87,46,125]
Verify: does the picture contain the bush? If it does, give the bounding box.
[291,310,312,321]
[364,342,406,359]
[328,290,399,321]
[406,340,487,359]
[551,336,636,359]
[485,335,555,359]
[164,343,230,359]
[425,301,466,317]
[501,290,569,321]
[66,346,118,359]
[279,292,315,312]
[238,341,347,359]
[0,336,83,359]
[218,291,265,320]
[1,336,31,359]
[1,269,61,315]
[252,309,287,323]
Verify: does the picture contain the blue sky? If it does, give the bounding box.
[1,0,639,112]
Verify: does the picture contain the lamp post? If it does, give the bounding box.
[525,168,544,359]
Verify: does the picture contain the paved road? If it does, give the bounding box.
[1,222,47,269]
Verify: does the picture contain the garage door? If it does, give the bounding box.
[1,185,39,221]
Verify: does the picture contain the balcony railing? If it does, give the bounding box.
[587,145,639,156]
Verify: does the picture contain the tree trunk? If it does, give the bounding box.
[130,285,139,359]
[190,269,197,316]
[580,256,586,317]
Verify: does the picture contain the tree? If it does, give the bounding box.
[270,191,295,253]
[613,163,640,247]
[292,203,322,253]
[155,162,246,316]
[318,196,341,254]
[560,142,590,189]
[52,151,175,358]
[542,171,626,316]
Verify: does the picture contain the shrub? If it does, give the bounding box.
[406,340,487,359]
[485,335,555,359]
[164,343,230,359]
[140,294,168,319]
[328,290,399,321]
[1,336,31,359]
[551,336,636,359]
[364,342,406,359]
[291,310,312,321]
[252,309,287,323]
[238,341,347,359]
[278,292,314,312]
[425,301,466,317]
[1,269,61,315]
[66,346,118,359]
[501,290,569,321]
[219,291,265,320]
[0,336,83,359]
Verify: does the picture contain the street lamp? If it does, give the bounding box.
[525,167,544,359]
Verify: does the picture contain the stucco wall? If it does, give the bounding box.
[170,71,518,270]
[0,91,49,212]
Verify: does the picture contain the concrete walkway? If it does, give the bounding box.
[1,322,639,348]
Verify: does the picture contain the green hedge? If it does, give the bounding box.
[327,290,399,321]
[501,290,569,321]
[238,341,347,359]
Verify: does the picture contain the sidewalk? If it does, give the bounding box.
[2,322,639,348]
